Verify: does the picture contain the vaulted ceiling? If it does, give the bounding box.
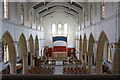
[27,1,87,22]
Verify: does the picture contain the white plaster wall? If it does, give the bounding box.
[118,2,120,39]
[0,2,44,72]
[0,1,3,74]
[43,13,78,48]
[76,2,118,70]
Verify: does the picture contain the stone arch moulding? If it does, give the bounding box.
[88,33,94,74]
[82,34,87,67]
[79,35,82,62]
[28,34,35,67]
[35,35,39,57]
[112,36,120,74]
[2,31,16,74]
[96,31,109,74]
[19,33,28,74]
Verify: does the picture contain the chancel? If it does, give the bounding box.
[0,0,120,80]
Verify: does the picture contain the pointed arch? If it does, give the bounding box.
[4,0,10,20]
[35,16,38,30]
[82,34,87,67]
[90,4,92,25]
[28,34,34,67]
[52,23,56,35]
[83,34,87,53]
[64,23,68,35]
[112,37,120,74]
[96,31,108,74]
[19,33,28,74]
[21,3,24,25]
[35,35,39,57]
[30,11,32,28]
[57,22,62,34]
[84,10,86,28]
[2,31,16,74]
[88,33,94,74]
[79,35,82,62]
[77,35,79,53]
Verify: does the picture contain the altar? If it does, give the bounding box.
[52,36,68,59]
[53,52,67,58]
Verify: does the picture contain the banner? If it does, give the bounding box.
[53,36,67,42]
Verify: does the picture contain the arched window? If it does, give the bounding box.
[80,16,82,29]
[4,44,9,63]
[90,4,92,25]
[64,23,68,35]
[35,16,38,30]
[4,0,9,19]
[58,23,62,34]
[107,43,111,63]
[21,4,24,25]
[30,11,32,28]
[84,10,86,28]
[101,0,105,20]
[77,36,79,53]
[52,23,56,34]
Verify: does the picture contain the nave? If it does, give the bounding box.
[0,0,120,80]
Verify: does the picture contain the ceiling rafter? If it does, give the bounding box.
[38,4,79,15]
[33,2,83,10]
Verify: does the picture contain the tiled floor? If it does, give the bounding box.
[54,66,63,74]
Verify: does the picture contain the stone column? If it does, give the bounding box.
[96,61,102,74]
[9,44,17,74]
[88,55,92,74]
[9,59,16,74]
[41,49,43,60]
[37,49,39,57]
[23,54,28,74]
[79,51,82,64]
[112,44,120,74]
[30,51,34,67]
[82,52,86,67]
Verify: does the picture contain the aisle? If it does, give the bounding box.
[54,66,63,74]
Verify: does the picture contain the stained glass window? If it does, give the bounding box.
[58,23,62,34]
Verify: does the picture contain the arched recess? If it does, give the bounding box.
[96,31,108,74]
[19,33,28,74]
[35,35,39,57]
[112,37,120,74]
[88,33,94,74]
[79,35,82,62]
[82,34,87,67]
[2,31,16,74]
[28,35,34,67]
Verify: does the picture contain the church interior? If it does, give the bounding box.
[0,0,120,79]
